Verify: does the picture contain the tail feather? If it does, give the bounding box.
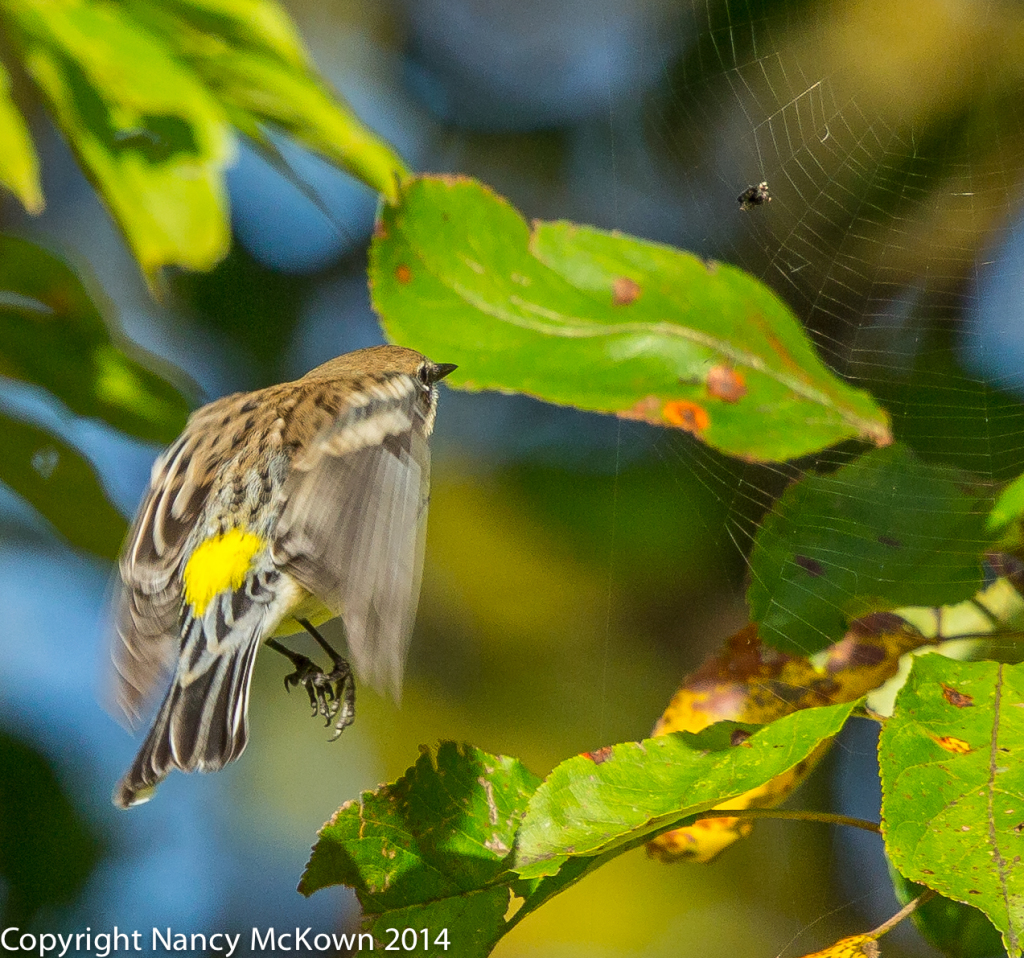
[114,622,262,809]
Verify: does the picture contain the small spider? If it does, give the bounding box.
[738,181,771,211]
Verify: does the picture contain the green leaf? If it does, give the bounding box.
[371,176,891,463]
[0,236,192,443]
[4,0,233,283]
[0,410,126,559]
[124,0,408,202]
[359,893,510,958]
[300,742,540,953]
[748,445,992,656]
[879,655,1024,957]
[513,699,857,878]
[0,60,43,213]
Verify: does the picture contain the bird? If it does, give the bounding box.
[107,345,457,808]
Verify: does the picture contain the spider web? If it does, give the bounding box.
[634,0,1024,638]
[558,2,1024,956]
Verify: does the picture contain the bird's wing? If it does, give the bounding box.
[108,393,249,727]
[271,374,432,699]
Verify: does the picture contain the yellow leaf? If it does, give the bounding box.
[648,614,933,862]
[796,933,880,958]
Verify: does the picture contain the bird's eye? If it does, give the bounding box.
[417,364,431,385]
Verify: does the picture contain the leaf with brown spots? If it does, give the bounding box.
[795,555,825,577]
[371,175,891,463]
[749,445,993,656]
[648,615,934,862]
[515,699,856,877]
[880,656,1024,957]
[300,742,539,956]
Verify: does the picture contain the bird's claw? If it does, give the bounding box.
[282,656,355,738]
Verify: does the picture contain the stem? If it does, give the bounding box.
[690,808,881,834]
[869,889,935,938]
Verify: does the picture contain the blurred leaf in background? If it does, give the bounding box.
[0,729,102,927]
[0,236,193,556]
[0,411,125,559]
[0,0,407,285]
[0,235,191,443]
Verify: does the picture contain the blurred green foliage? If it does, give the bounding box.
[0,0,407,283]
[0,730,102,927]
[0,236,191,443]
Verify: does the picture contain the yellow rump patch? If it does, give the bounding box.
[183,528,266,615]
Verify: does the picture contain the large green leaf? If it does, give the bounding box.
[0,236,191,444]
[0,59,42,213]
[371,176,891,463]
[0,410,126,559]
[300,742,540,956]
[124,0,408,202]
[880,655,1024,957]
[4,0,233,283]
[514,699,857,878]
[748,445,992,656]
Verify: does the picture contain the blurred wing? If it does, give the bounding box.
[108,396,241,727]
[272,380,431,698]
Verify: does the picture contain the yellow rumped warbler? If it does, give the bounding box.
[108,345,456,808]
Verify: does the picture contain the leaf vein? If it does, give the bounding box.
[987,663,1017,953]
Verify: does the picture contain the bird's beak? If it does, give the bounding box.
[434,363,458,381]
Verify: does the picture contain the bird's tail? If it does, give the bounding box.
[114,617,262,809]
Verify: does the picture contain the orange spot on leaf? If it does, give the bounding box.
[612,276,641,305]
[395,264,412,284]
[941,684,974,708]
[934,735,973,754]
[662,400,710,434]
[583,746,614,764]
[706,365,747,403]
